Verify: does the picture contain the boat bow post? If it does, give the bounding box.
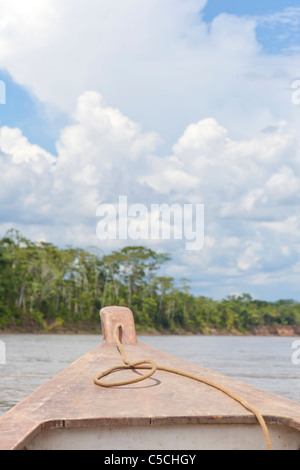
[100,306,138,345]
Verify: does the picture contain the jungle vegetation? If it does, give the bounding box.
[0,229,299,333]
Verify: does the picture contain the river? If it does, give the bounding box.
[0,334,299,416]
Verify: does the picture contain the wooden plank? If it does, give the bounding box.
[0,306,300,450]
[0,340,300,450]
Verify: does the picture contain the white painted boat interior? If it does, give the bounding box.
[25,423,300,451]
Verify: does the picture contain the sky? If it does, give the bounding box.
[1,0,300,302]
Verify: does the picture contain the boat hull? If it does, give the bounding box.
[1,306,300,451]
[24,422,300,451]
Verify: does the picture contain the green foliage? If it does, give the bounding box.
[0,229,299,333]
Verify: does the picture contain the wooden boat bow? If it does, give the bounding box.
[0,306,300,450]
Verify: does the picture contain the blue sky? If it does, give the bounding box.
[203,0,299,20]
[1,0,300,302]
[207,1,300,52]
[0,70,69,155]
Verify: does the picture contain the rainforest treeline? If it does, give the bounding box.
[0,229,299,333]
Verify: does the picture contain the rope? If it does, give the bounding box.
[94,323,272,451]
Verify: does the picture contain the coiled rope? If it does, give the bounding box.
[94,323,272,450]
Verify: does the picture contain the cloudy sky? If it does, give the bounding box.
[1,0,300,301]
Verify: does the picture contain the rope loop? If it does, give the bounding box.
[94,359,157,387]
[94,323,272,450]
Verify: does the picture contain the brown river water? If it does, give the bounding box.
[0,334,299,416]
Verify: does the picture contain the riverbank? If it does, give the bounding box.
[1,323,300,336]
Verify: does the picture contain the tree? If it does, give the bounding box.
[0,229,299,334]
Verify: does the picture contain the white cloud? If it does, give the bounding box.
[0,126,55,167]
[1,89,298,300]
[0,127,56,225]
[0,0,208,114]
[256,6,300,27]
[0,0,299,147]
[0,2,300,300]
[143,116,300,222]
[262,215,300,237]
[237,241,263,271]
